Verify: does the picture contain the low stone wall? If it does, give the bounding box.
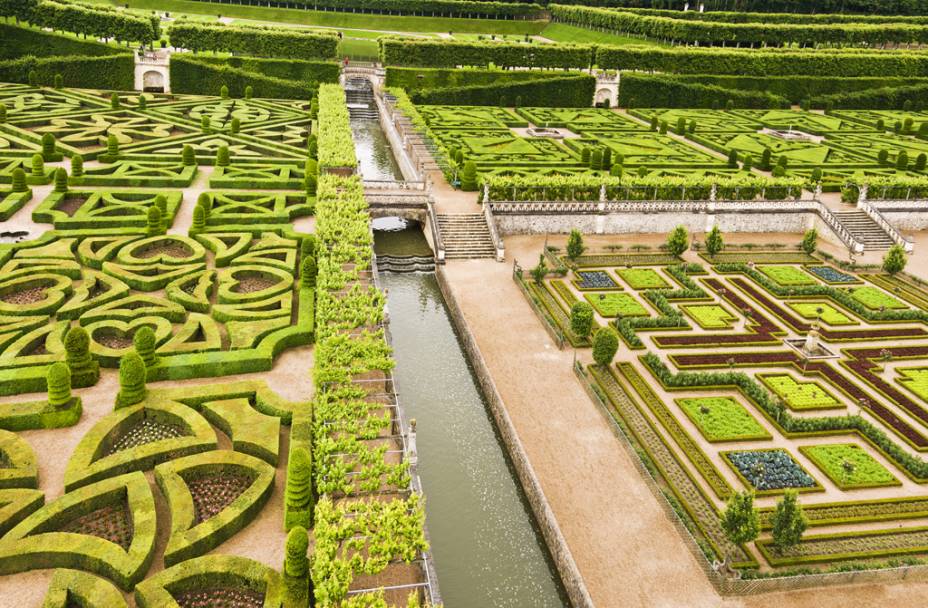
[496,211,813,236]
[435,267,595,608]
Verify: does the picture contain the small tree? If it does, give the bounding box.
[27,70,37,86]
[65,326,98,387]
[771,489,807,552]
[570,302,594,339]
[610,164,624,178]
[918,122,928,139]
[197,192,212,216]
[301,235,317,259]
[741,154,753,172]
[285,447,312,528]
[110,92,120,109]
[305,158,318,196]
[882,244,907,275]
[41,133,56,160]
[11,168,26,192]
[601,147,612,169]
[182,144,196,166]
[592,327,619,367]
[133,326,158,369]
[191,204,206,234]
[659,120,668,134]
[230,117,240,134]
[300,256,317,289]
[71,154,84,178]
[460,161,478,191]
[916,153,927,171]
[896,150,909,170]
[138,95,147,110]
[760,148,772,170]
[530,253,548,285]
[220,84,229,99]
[154,194,167,216]
[216,145,230,167]
[721,491,760,548]
[244,85,253,99]
[810,167,823,183]
[878,149,889,165]
[31,153,44,178]
[676,116,686,134]
[649,115,658,131]
[566,229,585,260]
[590,148,603,170]
[46,362,72,408]
[53,73,63,89]
[688,120,696,135]
[801,228,817,254]
[106,133,119,159]
[146,205,164,236]
[666,225,689,258]
[115,352,147,408]
[581,147,591,165]
[284,526,309,578]
[53,167,68,193]
[705,225,723,257]
[727,148,739,168]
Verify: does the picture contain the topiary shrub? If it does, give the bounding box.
[41,133,56,160]
[107,134,119,159]
[115,352,147,408]
[138,95,147,110]
[191,204,206,234]
[46,362,72,408]
[196,192,212,216]
[11,168,26,192]
[110,92,120,109]
[916,153,927,172]
[53,167,68,193]
[220,84,229,99]
[200,115,210,133]
[570,302,594,339]
[590,148,603,171]
[182,145,195,166]
[896,150,909,170]
[244,85,253,99]
[27,70,37,86]
[0,102,6,123]
[727,148,739,168]
[285,447,312,529]
[53,73,63,89]
[460,160,478,191]
[216,145,230,167]
[300,256,317,289]
[65,326,99,388]
[154,194,167,216]
[304,173,317,197]
[284,526,308,578]
[30,153,44,178]
[667,225,689,257]
[301,235,316,259]
[230,117,240,134]
[146,205,164,236]
[71,154,84,178]
[133,326,158,370]
[592,327,619,367]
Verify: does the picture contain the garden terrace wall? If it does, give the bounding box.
[380,37,595,69]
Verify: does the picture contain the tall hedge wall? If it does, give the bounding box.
[609,5,928,24]
[168,22,339,60]
[379,37,594,69]
[29,0,159,44]
[182,0,545,18]
[170,55,315,99]
[814,83,928,109]
[191,56,340,85]
[385,66,556,91]
[596,45,928,77]
[534,0,928,16]
[409,73,595,106]
[0,22,124,59]
[618,73,788,108]
[550,4,928,46]
[0,54,133,89]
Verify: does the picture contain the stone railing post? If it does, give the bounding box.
[814,183,823,200]
[483,183,490,205]
[857,183,869,208]
[710,183,717,202]
[599,183,607,202]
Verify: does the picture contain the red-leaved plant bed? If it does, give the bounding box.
[173,587,265,608]
[58,498,133,551]
[185,471,254,524]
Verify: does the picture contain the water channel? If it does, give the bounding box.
[347,81,569,607]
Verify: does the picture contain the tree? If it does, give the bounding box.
[530,253,548,285]
[133,326,158,369]
[601,147,612,169]
[216,144,230,167]
[676,116,686,134]
[41,133,56,160]
[882,244,907,275]
[300,256,317,289]
[570,302,594,339]
[649,115,658,131]
[53,168,68,193]
[592,327,619,367]
[27,70,37,87]
[460,161,478,191]
[878,149,889,165]
[65,326,98,387]
[284,526,309,578]
[916,153,927,172]
[191,204,206,234]
[11,168,26,193]
[610,164,624,178]
[760,148,772,170]
[301,235,317,259]
[721,491,759,548]
[705,225,723,257]
[581,147,591,165]
[305,158,318,196]
[801,228,817,254]
[659,120,668,134]
[46,362,71,408]
[200,114,210,133]
[115,352,147,408]
[590,148,603,170]
[154,194,167,216]
[771,489,806,552]
[138,95,147,110]
[741,154,753,172]
[810,167,822,183]
[146,205,164,236]
[727,148,738,168]
[71,154,84,178]
[31,153,44,178]
[666,225,689,257]
[182,144,195,166]
[566,229,584,260]
[230,117,240,134]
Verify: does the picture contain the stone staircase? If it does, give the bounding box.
[832,210,897,250]
[344,77,379,120]
[436,213,496,259]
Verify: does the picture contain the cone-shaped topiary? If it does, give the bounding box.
[31,153,44,177]
[220,84,229,99]
[304,173,317,197]
[41,133,56,160]
[147,205,164,236]
[216,145,230,167]
[54,167,68,193]
[53,73,63,89]
[138,95,147,110]
[64,326,99,388]
[0,102,6,123]
[191,204,206,234]
[182,144,195,166]
[107,133,119,158]
[196,192,212,216]
[200,115,210,133]
[46,362,71,408]
[110,92,120,109]
[154,194,167,216]
[230,117,240,134]
[300,256,317,289]
[460,160,478,191]
[116,352,147,408]
[286,447,312,513]
[11,167,26,192]
[133,325,158,369]
[300,235,316,259]
[71,154,84,177]
[244,85,253,99]
[284,526,309,578]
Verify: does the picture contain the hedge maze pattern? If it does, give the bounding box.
[525,248,928,574]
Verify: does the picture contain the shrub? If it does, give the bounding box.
[115,352,147,408]
[460,160,478,191]
[146,206,164,236]
[592,327,619,367]
[154,194,167,216]
[46,362,71,408]
[220,84,229,98]
[760,148,772,170]
[64,326,98,388]
[659,120,668,134]
[882,244,907,275]
[581,147,591,164]
[566,228,585,260]
[53,167,67,193]
[727,148,738,168]
[304,173,317,197]
[0,102,6,123]
[53,73,63,88]
[916,153,927,171]
[667,225,689,257]
[741,154,753,172]
[530,253,548,285]
[285,447,312,521]
[230,117,240,134]
[71,154,84,177]
[284,526,309,578]
[570,302,594,339]
[191,204,206,234]
[133,326,158,369]
[216,145,230,167]
[721,490,759,547]
[301,235,317,259]
[896,150,909,170]
[705,225,723,257]
[801,228,818,254]
[138,95,146,110]
[11,168,26,192]
[245,85,253,99]
[41,133,56,160]
[30,153,44,177]
[200,114,210,133]
[878,149,889,164]
[300,256,317,289]
[110,92,119,109]
[590,148,603,170]
[196,192,213,215]
[771,489,807,552]
[182,145,195,166]
[810,167,823,182]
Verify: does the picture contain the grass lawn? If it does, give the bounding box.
[584,292,648,318]
[339,37,380,60]
[850,286,908,310]
[758,265,817,287]
[787,301,857,326]
[681,304,737,329]
[678,397,770,442]
[540,22,663,47]
[617,267,669,290]
[759,374,843,411]
[86,0,547,34]
[800,443,900,489]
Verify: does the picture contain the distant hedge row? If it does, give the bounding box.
[529,0,928,16]
[379,37,594,69]
[610,5,928,24]
[170,55,316,99]
[192,55,341,85]
[409,73,595,106]
[185,0,546,18]
[168,22,339,59]
[550,4,928,46]
[0,22,125,59]
[814,82,928,109]
[0,0,159,44]
[385,66,556,91]
[618,73,788,108]
[0,54,133,89]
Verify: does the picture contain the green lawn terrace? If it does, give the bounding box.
[519,245,928,576]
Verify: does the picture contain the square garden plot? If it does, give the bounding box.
[572,270,620,291]
[850,286,908,310]
[787,302,857,326]
[800,444,900,490]
[693,131,871,168]
[723,449,820,495]
[758,373,843,411]
[731,110,875,135]
[628,109,761,133]
[677,397,770,442]
[758,265,818,287]
[583,292,648,318]
[617,268,669,290]
[805,266,858,284]
[515,108,644,130]
[418,105,526,129]
[681,304,737,329]
[897,368,928,403]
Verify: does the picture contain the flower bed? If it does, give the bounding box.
[681,304,737,329]
[806,265,858,284]
[573,270,620,291]
[800,443,901,490]
[898,367,928,403]
[757,264,818,287]
[677,397,770,442]
[787,301,857,326]
[617,267,669,290]
[723,449,819,494]
[583,292,648,318]
[759,373,843,411]
[850,286,908,311]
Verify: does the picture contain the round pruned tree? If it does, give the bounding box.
[705,225,723,257]
[285,446,312,527]
[230,117,240,134]
[771,489,807,553]
[882,244,907,275]
[300,256,317,289]
[11,168,27,193]
[666,225,689,258]
[284,526,309,578]
[41,133,56,160]
[53,167,68,193]
[592,326,619,367]
[46,361,72,408]
[106,134,119,159]
[71,154,84,178]
[146,205,164,236]
[31,153,44,178]
[721,491,759,551]
[570,302,594,340]
[0,102,6,123]
[110,92,120,109]
[182,144,196,166]
[115,352,147,408]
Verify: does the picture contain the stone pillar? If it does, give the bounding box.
[710,183,717,202]
[407,419,418,466]
[599,183,607,202]
[483,183,490,205]
[857,184,869,208]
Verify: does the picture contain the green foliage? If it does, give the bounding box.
[801,228,818,254]
[316,84,357,170]
[245,85,253,99]
[200,114,211,133]
[191,204,206,234]
[380,37,594,70]
[216,145,230,167]
[230,117,240,134]
[71,154,83,178]
[169,22,338,60]
[133,326,158,369]
[705,225,723,257]
[666,225,689,257]
[64,326,98,388]
[115,352,146,408]
[461,160,478,191]
[11,167,26,192]
[300,256,317,289]
[727,148,739,168]
[0,102,5,123]
[106,133,119,158]
[569,301,594,339]
[284,526,309,578]
[408,73,596,108]
[285,447,312,515]
[678,397,769,441]
[619,72,786,109]
[882,244,907,275]
[566,228,585,260]
[146,205,164,236]
[220,84,229,99]
[41,132,55,159]
[53,72,62,88]
[721,490,760,547]
[182,145,195,166]
[30,153,43,178]
[592,326,619,367]
[170,55,323,100]
[770,490,806,552]
[53,167,67,193]
[46,361,71,408]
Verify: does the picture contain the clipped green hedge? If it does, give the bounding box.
[380,36,594,69]
[409,73,595,106]
[385,66,555,91]
[28,0,158,44]
[0,54,133,89]
[618,72,787,108]
[0,429,37,489]
[199,397,281,465]
[41,569,128,608]
[0,395,82,432]
[170,55,314,100]
[0,22,124,59]
[169,21,338,60]
[185,0,545,17]
[317,83,357,171]
[0,189,32,222]
[814,82,928,109]
[192,54,340,85]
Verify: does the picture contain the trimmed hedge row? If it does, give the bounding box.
[550,4,928,46]
[28,0,159,44]
[207,0,546,17]
[316,83,357,171]
[169,21,339,59]
[380,36,594,69]
[135,554,284,607]
[545,0,928,16]
[814,82,928,109]
[385,66,555,91]
[0,21,124,59]
[42,569,127,608]
[606,5,928,24]
[0,54,133,89]
[618,72,787,108]
[170,55,315,100]
[409,73,595,107]
[193,54,340,84]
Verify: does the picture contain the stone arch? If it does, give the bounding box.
[595,87,614,107]
[142,70,165,92]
